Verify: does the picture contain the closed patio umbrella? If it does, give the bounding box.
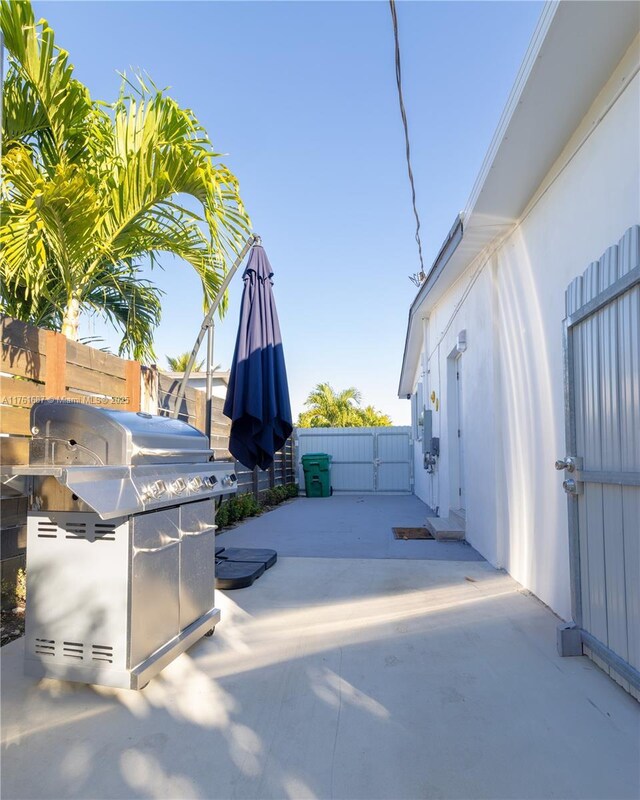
[223,242,293,470]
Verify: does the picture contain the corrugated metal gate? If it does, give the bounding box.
[295,427,413,494]
[560,224,639,697]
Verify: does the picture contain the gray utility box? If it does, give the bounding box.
[422,409,433,452]
[25,499,218,690]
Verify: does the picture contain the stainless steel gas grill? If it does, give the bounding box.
[3,402,238,690]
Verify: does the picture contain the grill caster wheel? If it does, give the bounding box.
[205,627,216,637]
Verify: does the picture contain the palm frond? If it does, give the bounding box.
[166,352,206,372]
[0,0,94,162]
[84,262,163,361]
[0,2,250,357]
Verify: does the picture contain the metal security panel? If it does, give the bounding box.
[295,427,412,494]
[561,224,640,696]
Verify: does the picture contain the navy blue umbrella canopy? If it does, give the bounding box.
[223,244,293,470]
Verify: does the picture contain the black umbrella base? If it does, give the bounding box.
[215,548,278,589]
[217,548,278,570]
[216,559,265,589]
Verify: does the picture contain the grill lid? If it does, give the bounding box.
[29,403,213,466]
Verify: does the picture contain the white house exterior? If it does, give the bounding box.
[399,1,639,690]
[162,370,230,400]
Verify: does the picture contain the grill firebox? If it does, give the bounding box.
[5,402,238,690]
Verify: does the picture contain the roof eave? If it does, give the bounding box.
[397,215,464,397]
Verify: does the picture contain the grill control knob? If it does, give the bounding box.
[170,478,186,494]
[142,479,166,500]
[187,477,203,492]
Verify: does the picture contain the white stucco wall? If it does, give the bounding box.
[411,55,640,619]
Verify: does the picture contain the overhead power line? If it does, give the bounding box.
[389,0,425,287]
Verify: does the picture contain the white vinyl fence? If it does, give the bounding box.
[295,427,413,494]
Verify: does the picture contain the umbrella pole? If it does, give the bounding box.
[205,322,214,445]
[170,234,259,421]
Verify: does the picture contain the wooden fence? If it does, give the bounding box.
[234,438,296,499]
[0,317,141,466]
[0,315,295,606]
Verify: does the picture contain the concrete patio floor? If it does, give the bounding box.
[216,494,483,561]
[1,496,639,800]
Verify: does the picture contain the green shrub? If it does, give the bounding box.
[215,501,230,529]
[245,494,261,516]
[216,491,263,529]
[263,487,279,506]
[0,567,26,609]
[15,568,26,607]
[227,496,242,523]
[262,483,297,506]
[237,492,260,518]
[216,483,298,529]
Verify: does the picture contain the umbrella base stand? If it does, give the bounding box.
[215,547,278,589]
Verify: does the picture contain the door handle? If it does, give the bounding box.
[555,456,582,473]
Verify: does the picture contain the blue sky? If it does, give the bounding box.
[37,0,543,424]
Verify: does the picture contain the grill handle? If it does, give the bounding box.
[131,447,214,460]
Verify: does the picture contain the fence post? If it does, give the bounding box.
[140,366,159,414]
[288,438,295,484]
[124,360,141,411]
[45,330,66,398]
[195,391,207,435]
[252,467,259,501]
[269,463,275,489]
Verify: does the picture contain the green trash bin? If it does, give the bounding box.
[301,453,333,498]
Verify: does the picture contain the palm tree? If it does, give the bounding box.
[165,352,222,372]
[358,405,392,427]
[0,1,250,360]
[297,383,363,427]
[167,353,204,372]
[297,383,393,428]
